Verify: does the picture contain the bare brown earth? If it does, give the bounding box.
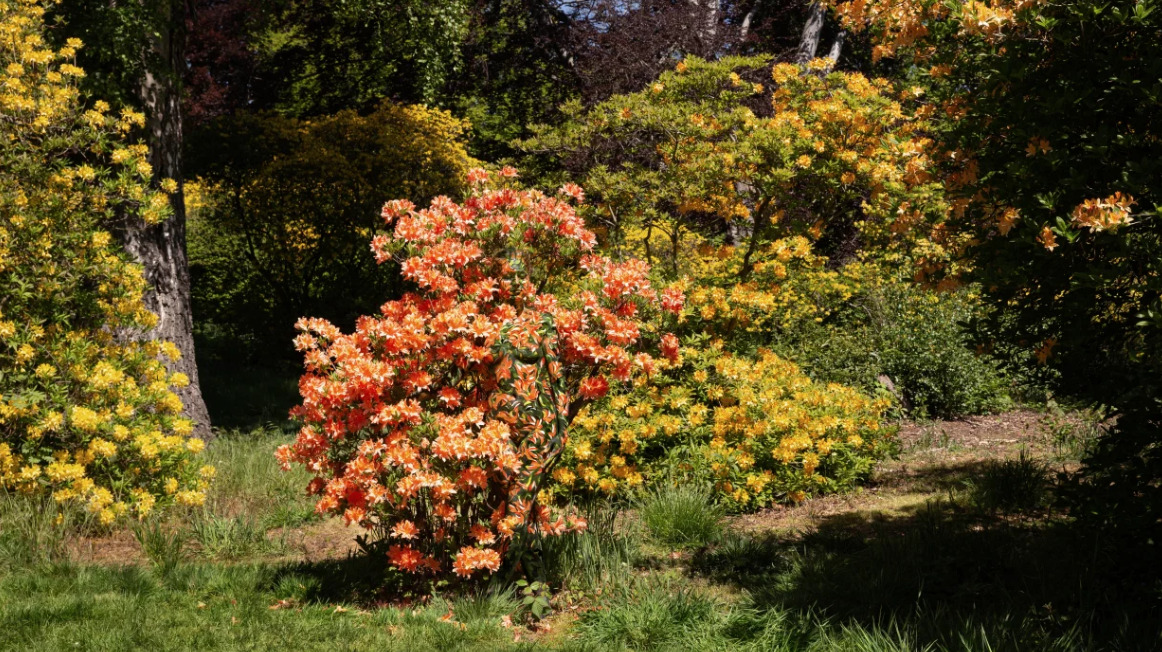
[730,409,1070,536]
[69,410,1068,565]
[68,510,364,566]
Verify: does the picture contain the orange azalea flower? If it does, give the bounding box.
[1035,337,1058,364]
[452,547,501,577]
[660,334,681,363]
[470,524,497,544]
[434,502,456,521]
[387,545,425,572]
[458,466,488,489]
[437,387,462,409]
[579,375,610,400]
[391,520,419,539]
[1038,225,1058,251]
[1071,192,1135,232]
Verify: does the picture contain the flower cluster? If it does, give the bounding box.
[683,237,852,336]
[278,169,680,581]
[0,0,210,523]
[827,0,1043,62]
[555,342,892,509]
[1070,193,1136,233]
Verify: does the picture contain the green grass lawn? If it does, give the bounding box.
[2,417,1160,652]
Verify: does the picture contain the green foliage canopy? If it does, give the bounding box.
[187,101,476,350]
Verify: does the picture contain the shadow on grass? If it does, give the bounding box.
[692,493,1162,650]
[265,552,399,607]
[869,458,993,494]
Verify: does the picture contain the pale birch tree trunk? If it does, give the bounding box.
[826,30,846,63]
[796,2,826,63]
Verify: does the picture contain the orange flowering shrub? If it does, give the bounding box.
[277,168,682,580]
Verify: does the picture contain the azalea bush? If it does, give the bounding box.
[556,343,893,511]
[681,236,857,343]
[665,236,1011,418]
[277,168,683,581]
[0,0,210,524]
[520,56,954,279]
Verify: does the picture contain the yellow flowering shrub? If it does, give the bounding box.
[521,56,955,281]
[552,343,893,511]
[0,0,209,524]
[680,236,868,336]
[677,236,1010,418]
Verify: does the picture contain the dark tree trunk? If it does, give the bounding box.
[125,0,212,438]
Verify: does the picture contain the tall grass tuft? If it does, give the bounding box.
[189,512,285,561]
[132,519,188,578]
[637,483,724,547]
[0,493,76,570]
[538,504,639,592]
[579,580,720,651]
[968,453,1051,513]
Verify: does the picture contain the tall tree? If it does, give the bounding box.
[49,0,212,437]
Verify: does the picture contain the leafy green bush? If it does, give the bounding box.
[787,281,1013,419]
[674,237,1011,420]
[186,102,476,356]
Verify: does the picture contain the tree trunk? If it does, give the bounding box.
[826,30,846,65]
[739,2,759,41]
[126,0,213,438]
[689,0,719,46]
[796,2,826,64]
